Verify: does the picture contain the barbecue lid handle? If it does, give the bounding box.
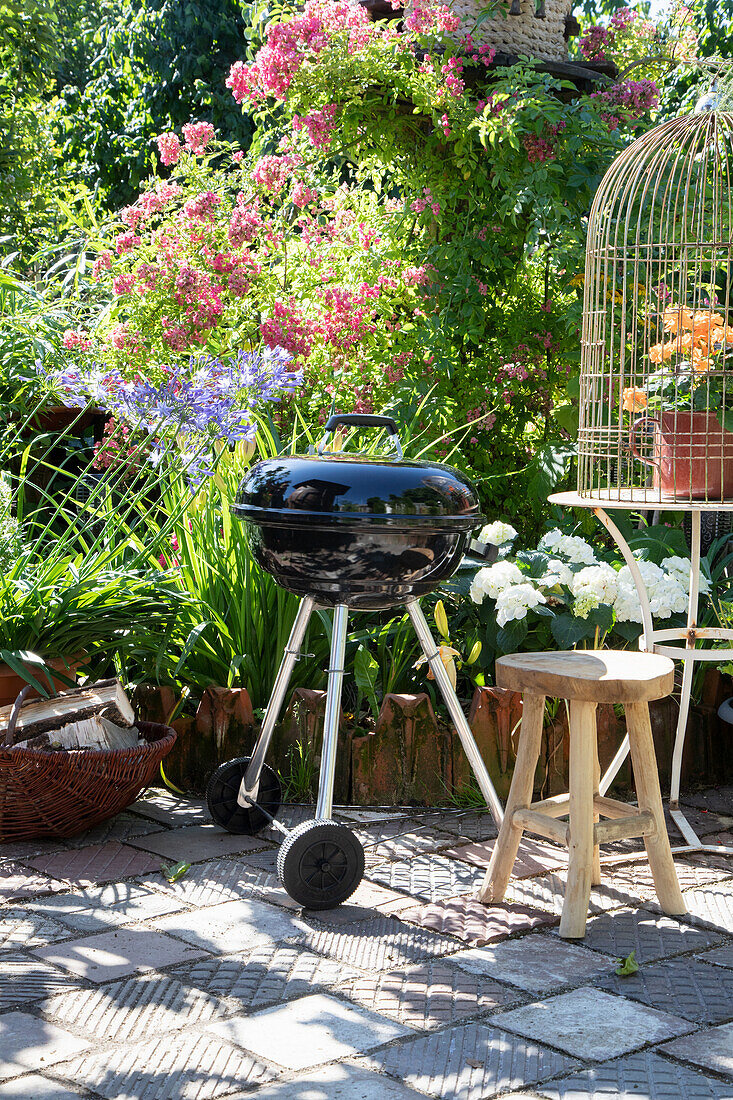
[319,413,403,458]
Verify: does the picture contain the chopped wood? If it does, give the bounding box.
[12,716,143,752]
[0,679,135,746]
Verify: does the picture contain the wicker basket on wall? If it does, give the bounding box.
[449,0,571,60]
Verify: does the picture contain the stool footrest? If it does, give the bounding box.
[527,794,571,818]
[513,808,569,846]
[594,810,656,844]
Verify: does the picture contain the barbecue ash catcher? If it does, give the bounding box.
[207,414,503,908]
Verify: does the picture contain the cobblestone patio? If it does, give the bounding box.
[1,786,732,1099]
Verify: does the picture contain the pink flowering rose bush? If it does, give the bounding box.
[55,0,685,516]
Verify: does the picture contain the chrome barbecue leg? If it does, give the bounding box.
[238,596,315,807]
[405,599,504,826]
[315,603,349,820]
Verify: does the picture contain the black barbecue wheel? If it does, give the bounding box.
[277,820,364,909]
[206,756,281,835]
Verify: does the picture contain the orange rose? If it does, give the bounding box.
[622,386,648,413]
[663,306,693,332]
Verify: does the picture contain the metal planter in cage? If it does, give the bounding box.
[579,110,733,506]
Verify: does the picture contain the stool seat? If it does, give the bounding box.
[496,650,674,704]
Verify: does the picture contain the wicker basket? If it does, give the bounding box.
[446,0,571,60]
[0,721,176,842]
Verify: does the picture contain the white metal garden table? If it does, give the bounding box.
[550,490,733,859]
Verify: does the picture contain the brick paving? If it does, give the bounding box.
[0,786,729,1098]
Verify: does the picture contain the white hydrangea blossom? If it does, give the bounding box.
[469,560,524,604]
[539,529,598,566]
[664,555,710,594]
[495,582,547,627]
[542,559,574,588]
[613,559,690,622]
[572,563,619,619]
[476,521,518,547]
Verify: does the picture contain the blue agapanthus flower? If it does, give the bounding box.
[37,347,302,482]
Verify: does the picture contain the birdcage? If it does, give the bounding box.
[578,110,733,505]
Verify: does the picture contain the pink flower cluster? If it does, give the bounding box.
[411,187,441,216]
[292,182,318,208]
[403,0,460,36]
[92,251,113,281]
[591,80,659,130]
[261,301,320,359]
[227,0,370,104]
[182,121,215,154]
[62,329,92,352]
[580,7,656,61]
[252,154,302,192]
[183,191,222,222]
[157,132,181,166]
[292,105,338,149]
[156,122,215,166]
[523,121,566,164]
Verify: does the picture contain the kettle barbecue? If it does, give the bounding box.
[207,414,504,908]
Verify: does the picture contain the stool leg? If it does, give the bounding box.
[477,692,545,904]
[592,738,602,887]
[625,701,686,916]
[560,700,597,939]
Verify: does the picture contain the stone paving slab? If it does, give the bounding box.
[493,987,693,1061]
[0,908,71,951]
[669,882,733,934]
[662,1021,733,1079]
[610,858,732,896]
[60,812,167,848]
[0,1010,89,1082]
[356,825,457,868]
[596,957,733,1024]
[128,790,211,826]
[23,842,162,887]
[149,896,309,953]
[443,836,566,878]
[396,897,557,946]
[207,992,411,1071]
[39,971,229,1044]
[421,810,499,842]
[677,804,733,835]
[55,1028,275,1099]
[0,1074,85,1099]
[504,871,647,916]
[365,854,485,901]
[238,1062,426,1098]
[239,847,279,874]
[301,879,410,925]
[0,860,66,903]
[680,788,733,815]
[558,906,725,964]
[335,958,528,1029]
[0,953,82,1009]
[138,857,278,907]
[701,943,733,969]
[537,1049,733,1100]
[333,807,409,825]
[27,883,187,933]
[31,926,210,983]
[449,934,614,994]
[292,915,464,971]
[359,1019,579,1099]
[127,824,270,861]
[173,943,362,1009]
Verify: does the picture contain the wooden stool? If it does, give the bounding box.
[477,651,686,938]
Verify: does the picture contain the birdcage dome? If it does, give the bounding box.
[578,110,733,506]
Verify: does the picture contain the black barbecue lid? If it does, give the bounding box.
[232,414,482,528]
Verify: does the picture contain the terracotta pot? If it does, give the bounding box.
[630,410,733,500]
[0,655,83,707]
